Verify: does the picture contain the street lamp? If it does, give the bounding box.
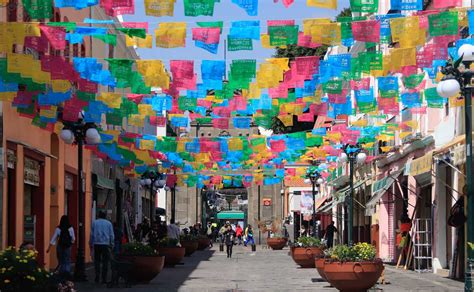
[60,116,101,281]
[436,43,474,291]
[305,167,324,238]
[140,170,166,226]
[339,144,367,245]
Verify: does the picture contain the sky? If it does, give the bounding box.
[123,0,351,67]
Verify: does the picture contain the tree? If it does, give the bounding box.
[269,8,352,134]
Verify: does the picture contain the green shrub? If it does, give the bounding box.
[158,237,180,248]
[180,234,197,241]
[296,236,325,248]
[121,242,158,256]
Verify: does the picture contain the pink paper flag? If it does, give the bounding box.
[433,0,461,8]
[213,106,231,117]
[78,78,98,93]
[295,56,320,79]
[24,36,49,52]
[149,116,167,126]
[192,27,221,44]
[170,60,194,79]
[267,20,295,30]
[269,84,289,98]
[40,25,66,50]
[297,32,320,48]
[122,22,148,32]
[100,0,135,16]
[411,106,427,114]
[328,89,348,104]
[270,140,286,152]
[282,0,294,7]
[350,78,370,90]
[197,99,212,108]
[297,112,315,122]
[310,103,328,116]
[286,168,296,175]
[414,10,437,29]
[352,20,380,43]
[212,118,229,129]
[172,74,197,90]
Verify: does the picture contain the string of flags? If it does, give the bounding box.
[1,1,473,187]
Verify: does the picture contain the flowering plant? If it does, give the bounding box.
[329,243,377,262]
[295,236,325,248]
[158,237,180,248]
[0,246,53,292]
[121,242,158,256]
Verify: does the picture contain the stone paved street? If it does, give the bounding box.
[76,245,464,292]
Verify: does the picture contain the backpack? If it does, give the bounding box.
[58,227,72,248]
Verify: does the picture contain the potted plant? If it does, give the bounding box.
[258,219,288,250]
[180,234,199,256]
[120,242,164,284]
[197,234,211,250]
[0,247,55,292]
[290,236,325,268]
[157,237,186,267]
[322,243,384,292]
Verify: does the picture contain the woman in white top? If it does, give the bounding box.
[47,215,75,276]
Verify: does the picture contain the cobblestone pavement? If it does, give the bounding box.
[76,245,464,292]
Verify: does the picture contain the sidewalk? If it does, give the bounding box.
[74,245,464,291]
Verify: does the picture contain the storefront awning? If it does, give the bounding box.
[366,168,404,210]
[96,175,115,190]
[217,211,245,220]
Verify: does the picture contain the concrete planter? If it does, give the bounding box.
[120,255,165,283]
[314,257,328,281]
[267,237,287,250]
[290,246,324,268]
[157,247,186,267]
[197,238,211,250]
[181,240,199,256]
[323,260,384,292]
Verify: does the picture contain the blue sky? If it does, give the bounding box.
[124,0,351,65]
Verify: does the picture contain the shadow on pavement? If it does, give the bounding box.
[75,249,215,291]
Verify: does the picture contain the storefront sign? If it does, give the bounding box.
[24,157,40,186]
[452,145,466,166]
[7,149,15,169]
[409,151,432,177]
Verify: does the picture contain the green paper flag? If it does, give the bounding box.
[178,97,197,110]
[117,28,147,39]
[93,34,117,46]
[228,36,253,51]
[268,25,299,46]
[322,80,343,94]
[23,0,52,19]
[106,112,123,126]
[349,0,378,13]
[359,51,382,73]
[230,59,257,80]
[253,115,272,128]
[357,101,377,113]
[47,22,77,32]
[428,11,458,37]
[197,21,224,33]
[196,117,212,124]
[425,87,446,108]
[403,74,424,89]
[184,0,215,16]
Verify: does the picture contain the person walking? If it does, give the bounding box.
[90,211,114,284]
[223,224,236,258]
[206,222,214,247]
[47,215,75,278]
[323,221,338,248]
[167,219,181,240]
[235,224,243,245]
[244,225,255,247]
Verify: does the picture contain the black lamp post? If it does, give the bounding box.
[59,116,101,281]
[339,144,366,245]
[140,170,167,227]
[436,44,474,291]
[305,167,324,238]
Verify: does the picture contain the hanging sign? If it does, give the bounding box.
[24,157,40,186]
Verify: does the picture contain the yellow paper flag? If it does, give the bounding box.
[145,0,175,16]
[126,34,153,48]
[303,18,331,36]
[307,0,337,9]
[310,23,341,46]
[278,114,293,127]
[155,22,186,48]
[97,93,122,109]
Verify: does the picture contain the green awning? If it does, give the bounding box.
[96,175,115,190]
[217,211,245,220]
[366,168,404,209]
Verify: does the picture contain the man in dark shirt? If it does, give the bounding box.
[324,221,338,248]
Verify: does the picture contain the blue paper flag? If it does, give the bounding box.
[233,117,251,129]
[229,21,260,40]
[231,0,258,16]
[195,41,219,54]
